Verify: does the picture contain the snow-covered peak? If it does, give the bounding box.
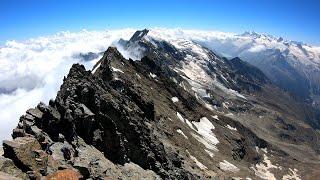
[138,28,320,67]
[124,28,320,106]
[240,31,264,38]
[128,29,150,43]
[124,28,248,101]
[146,29,212,61]
[234,32,319,66]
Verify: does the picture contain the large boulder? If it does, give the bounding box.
[44,169,81,180]
[0,157,28,179]
[3,137,57,177]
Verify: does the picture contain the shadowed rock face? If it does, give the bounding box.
[1,30,320,179]
[0,47,195,179]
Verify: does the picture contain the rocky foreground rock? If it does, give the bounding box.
[1,30,320,179]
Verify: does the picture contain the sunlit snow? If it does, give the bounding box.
[219,160,240,172]
[176,129,188,139]
[171,97,179,103]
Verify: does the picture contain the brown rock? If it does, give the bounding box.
[2,136,53,175]
[3,137,41,169]
[45,169,81,180]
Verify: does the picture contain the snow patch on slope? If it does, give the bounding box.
[111,67,124,73]
[282,168,301,180]
[149,72,157,78]
[192,117,219,152]
[148,29,211,61]
[176,112,195,130]
[176,129,188,139]
[219,160,240,172]
[186,150,207,170]
[251,154,279,180]
[92,61,102,74]
[171,97,179,103]
[204,149,214,158]
[226,124,237,131]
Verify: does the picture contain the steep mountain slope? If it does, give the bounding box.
[118,29,320,177]
[133,28,320,108]
[1,30,320,179]
[190,30,320,107]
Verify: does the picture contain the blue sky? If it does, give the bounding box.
[1,0,319,45]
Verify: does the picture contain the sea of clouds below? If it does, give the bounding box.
[0,29,136,143]
[0,28,236,143]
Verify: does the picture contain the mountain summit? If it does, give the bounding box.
[1,30,319,179]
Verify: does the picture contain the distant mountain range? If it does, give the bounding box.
[151,29,320,107]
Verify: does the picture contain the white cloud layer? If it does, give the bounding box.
[0,29,135,143]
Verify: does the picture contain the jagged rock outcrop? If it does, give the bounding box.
[0,47,198,179]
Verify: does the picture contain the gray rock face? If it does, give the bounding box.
[0,171,23,180]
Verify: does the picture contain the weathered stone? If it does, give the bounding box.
[37,102,48,113]
[12,128,25,138]
[0,171,23,180]
[0,157,28,179]
[44,169,81,180]
[3,137,46,172]
[26,108,43,119]
[49,107,61,120]
[64,109,74,122]
[73,138,111,178]
[79,103,94,117]
[49,142,75,165]
[23,114,35,122]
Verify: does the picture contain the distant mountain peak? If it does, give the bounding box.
[241,31,261,38]
[239,31,307,46]
[128,28,149,43]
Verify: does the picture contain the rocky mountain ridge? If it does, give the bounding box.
[1,30,320,179]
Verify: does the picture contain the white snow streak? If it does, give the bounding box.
[111,67,124,73]
[149,72,157,78]
[186,150,207,170]
[226,124,237,131]
[211,115,219,120]
[176,129,188,139]
[171,97,179,103]
[219,160,240,172]
[282,168,301,180]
